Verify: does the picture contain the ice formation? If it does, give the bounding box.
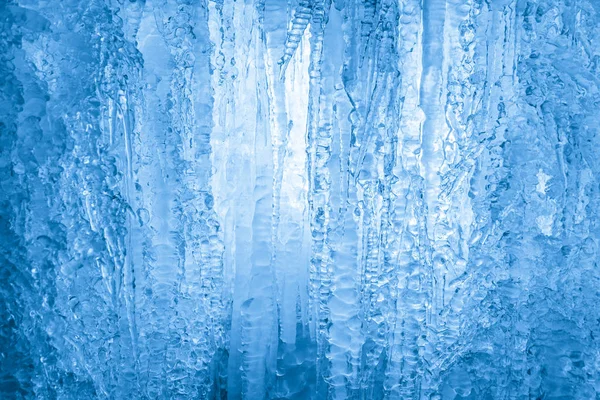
[2,0,600,398]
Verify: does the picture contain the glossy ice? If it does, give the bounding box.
[2,0,600,398]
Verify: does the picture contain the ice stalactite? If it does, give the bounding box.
[3,0,600,399]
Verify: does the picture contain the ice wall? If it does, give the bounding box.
[2,0,600,399]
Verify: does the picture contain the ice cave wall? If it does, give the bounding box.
[2,0,600,399]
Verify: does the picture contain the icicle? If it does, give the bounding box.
[279,0,313,78]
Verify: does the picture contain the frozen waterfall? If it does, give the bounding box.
[2,0,600,398]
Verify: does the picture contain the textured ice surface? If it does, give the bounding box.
[2,0,600,399]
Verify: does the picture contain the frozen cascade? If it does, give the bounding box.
[2,0,600,398]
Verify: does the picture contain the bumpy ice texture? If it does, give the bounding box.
[2,0,600,399]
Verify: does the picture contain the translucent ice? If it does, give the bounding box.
[2,0,600,399]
